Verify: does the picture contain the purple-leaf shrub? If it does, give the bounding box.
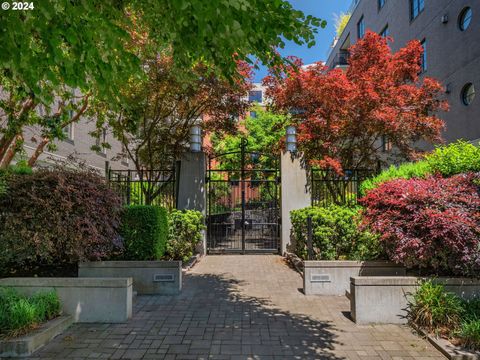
[0,169,122,273]
[360,173,480,276]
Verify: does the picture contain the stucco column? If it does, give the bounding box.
[280,152,311,254]
[176,151,207,254]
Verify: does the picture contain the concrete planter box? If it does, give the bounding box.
[0,277,132,323]
[0,315,72,358]
[350,276,480,325]
[78,261,182,295]
[303,260,406,296]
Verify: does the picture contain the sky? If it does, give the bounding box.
[253,0,351,82]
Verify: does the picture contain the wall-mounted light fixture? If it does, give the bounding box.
[189,125,202,152]
[286,125,297,153]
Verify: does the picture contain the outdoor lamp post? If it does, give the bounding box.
[286,125,297,153]
[189,124,202,152]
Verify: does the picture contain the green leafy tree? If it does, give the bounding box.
[97,55,252,204]
[211,107,288,170]
[0,1,325,168]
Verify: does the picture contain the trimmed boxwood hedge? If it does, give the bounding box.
[120,205,168,260]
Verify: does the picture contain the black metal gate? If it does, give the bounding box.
[206,139,280,253]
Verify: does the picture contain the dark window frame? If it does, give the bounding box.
[378,0,386,11]
[248,90,263,103]
[410,0,425,21]
[380,24,389,37]
[461,83,476,106]
[357,15,365,39]
[458,7,473,31]
[420,38,427,73]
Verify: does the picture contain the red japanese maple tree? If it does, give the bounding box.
[264,31,448,172]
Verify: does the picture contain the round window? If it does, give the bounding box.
[459,7,473,31]
[461,83,475,106]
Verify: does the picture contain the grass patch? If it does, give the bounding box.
[408,281,480,351]
[0,287,61,339]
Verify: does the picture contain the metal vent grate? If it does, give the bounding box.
[153,274,175,282]
[311,274,331,283]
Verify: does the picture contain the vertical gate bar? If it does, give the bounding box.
[127,169,131,205]
[241,138,246,254]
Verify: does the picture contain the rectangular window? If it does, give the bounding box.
[378,0,386,10]
[382,135,392,152]
[420,39,427,72]
[357,16,365,39]
[62,113,74,141]
[410,0,424,20]
[62,124,73,140]
[248,90,263,103]
[380,25,389,37]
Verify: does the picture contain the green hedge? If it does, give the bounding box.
[290,205,382,260]
[359,160,430,197]
[360,140,480,196]
[0,287,61,338]
[166,209,205,262]
[425,140,480,177]
[120,205,168,260]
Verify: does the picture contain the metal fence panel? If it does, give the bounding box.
[108,169,176,209]
[311,169,375,207]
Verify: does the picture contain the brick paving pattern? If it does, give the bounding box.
[29,255,445,359]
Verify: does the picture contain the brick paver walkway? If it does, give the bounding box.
[30,255,445,359]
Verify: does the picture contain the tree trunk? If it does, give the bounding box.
[0,134,23,169]
[0,134,17,165]
[0,97,35,166]
[27,137,49,167]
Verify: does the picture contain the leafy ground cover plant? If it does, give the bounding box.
[0,288,61,338]
[0,169,122,277]
[360,173,480,276]
[166,210,205,262]
[290,205,382,260]
[459,319,480,350]
[120,205,168,260]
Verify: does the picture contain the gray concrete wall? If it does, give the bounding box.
[350,276,480,324]
[280,152,311,254]
[326,0,480,144]
[22,116,134,174]
[79,261,182,295]
[0,277,133,323]
[176,151,207,254]
[303,261,406,296]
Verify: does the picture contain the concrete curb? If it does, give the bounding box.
[413,325,480,360]
[0,315,72,358]
[182,254,203,273]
